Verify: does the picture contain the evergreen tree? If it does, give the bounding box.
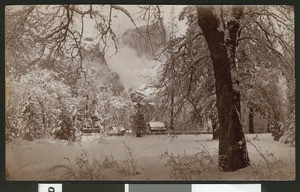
[131,103,147,137]
[22,97,38,141]
[54,101,76,141]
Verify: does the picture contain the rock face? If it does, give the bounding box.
[121,22,165,56]
[80,38,125,95]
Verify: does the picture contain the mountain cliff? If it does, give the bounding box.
[121,22,166,56]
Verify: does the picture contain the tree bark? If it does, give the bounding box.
[197,6,250,172]
[249,107,254,133]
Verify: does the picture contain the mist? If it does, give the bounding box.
[106,45,161,92]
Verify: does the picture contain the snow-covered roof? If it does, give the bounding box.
[149,121,165,128]
[110,126,125,133]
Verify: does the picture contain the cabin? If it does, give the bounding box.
[107,126,126,136]
[82,128,101,134]
[149,121,166,134]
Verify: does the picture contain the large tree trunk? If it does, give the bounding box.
[197,6,250,171]
[249,107,254,133]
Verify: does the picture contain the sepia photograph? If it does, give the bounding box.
[5,5,295,180]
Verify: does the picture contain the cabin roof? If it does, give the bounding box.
[110,126,125,133]
[149,122,165,128]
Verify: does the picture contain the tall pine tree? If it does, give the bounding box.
[131,103,147,137]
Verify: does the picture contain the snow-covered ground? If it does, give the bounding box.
[6,133,295,180]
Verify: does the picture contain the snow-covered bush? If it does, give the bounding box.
[280,118,295,146]
[270,121,284,141]
[50,149,105,180]
[280,87,295,146]
[50,143,137,179]
[6,68,75,140]
[161,143,217,179]
[107,142,138,175]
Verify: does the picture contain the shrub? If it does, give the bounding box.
[50,149,105,180]
[50,143,138,180]
[107,142,138,175]
[280,118,295,146]
[161,143,217,179]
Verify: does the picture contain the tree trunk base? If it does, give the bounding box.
[219,142,250,172]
